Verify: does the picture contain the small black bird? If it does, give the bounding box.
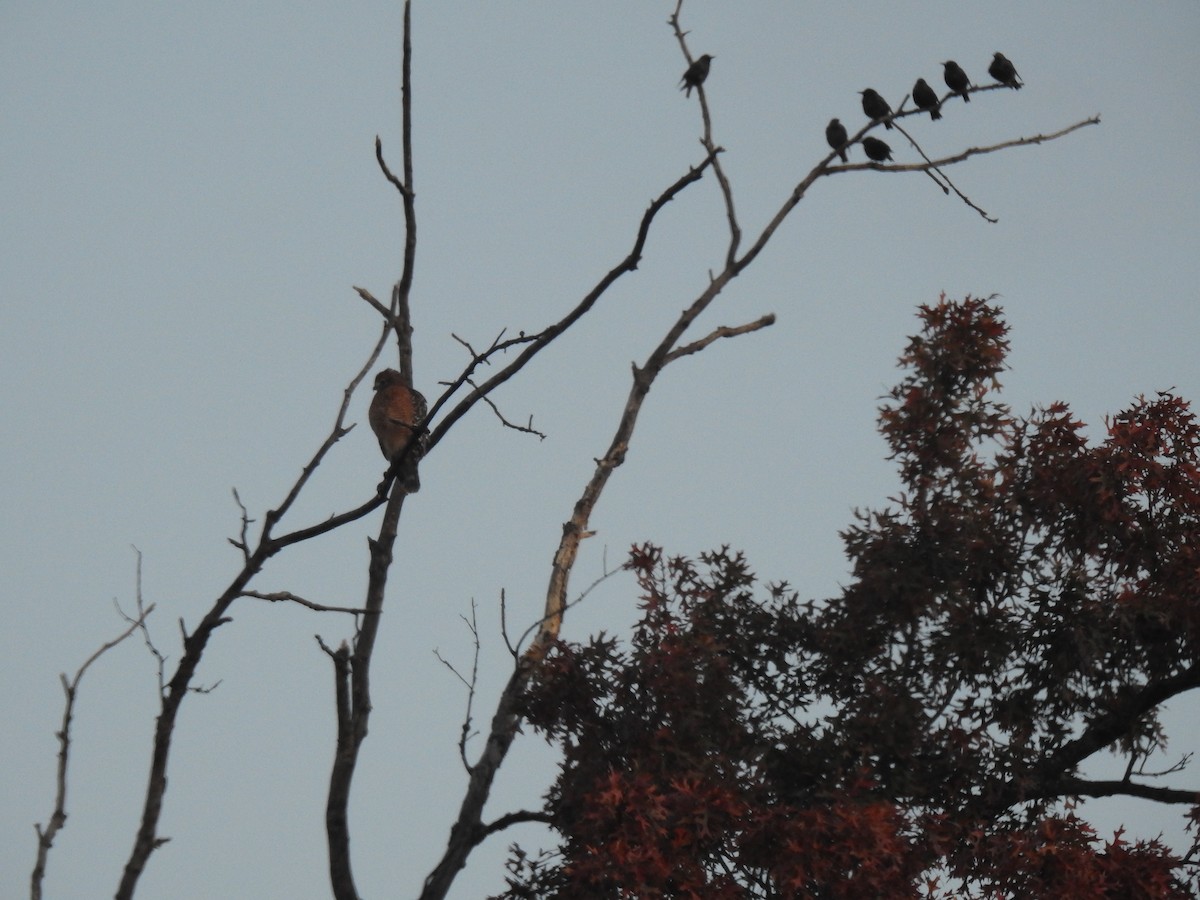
[859,89,893,129]
[942,60,971,103]
[862,136,893,162]
[913,78,942,120]
[988,52,1023,89]
[680,54,714,97]
[825,118,849,162]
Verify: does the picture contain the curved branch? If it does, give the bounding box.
[734,116,1099,277]
[114,333,389,900]
[32,606,154,900]
[664,314,776,365]
[242,591,368,615]
[325,6,420,897]
[424,149,719,452]
[670,6,739,266]
[890,120,998,223]
[1056,776,1199,806]
[833,117,1101,176]
[481,809,555,838]
[1040,664,1200,782]
[263,318,391,543]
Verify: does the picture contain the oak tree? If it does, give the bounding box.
[505,297,1200,898]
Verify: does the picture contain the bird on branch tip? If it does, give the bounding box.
[825,118,849,162]
[862,136,893,162]
[942,60,971,103]
[988,52,1023,89]
[680,54,714,97]
[369,369,428,494]
[913,78,942,120]
[859,89,894,129]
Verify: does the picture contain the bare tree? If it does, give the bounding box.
[32,2,1098,899]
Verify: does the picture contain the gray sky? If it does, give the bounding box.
[3,2,1198,897]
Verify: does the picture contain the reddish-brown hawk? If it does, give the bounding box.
[369,368,427,493]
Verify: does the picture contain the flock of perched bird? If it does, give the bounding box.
[678,51,1024,165]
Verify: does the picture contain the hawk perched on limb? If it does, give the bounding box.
[369,368,427,493]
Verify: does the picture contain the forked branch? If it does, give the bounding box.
[33,605,154,900]
[113,329,391,900]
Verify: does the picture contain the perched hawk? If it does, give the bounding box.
[369,368,427,493]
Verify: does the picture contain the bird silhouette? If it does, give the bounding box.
[369,369,427,494]
[988,52,1023,89]
[825,118,849,162]
[913,78,942,120]
[942,61,971,103]
[859,89,894,129]
[862,136,893,162]
[680,54,714,97]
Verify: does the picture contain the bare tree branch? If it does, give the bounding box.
[434,599,483,773]
[353,285,392,319]
[1057,776,1199,806]
[242,591,369,615]
[1136,751,1193,779]
[324,7,420,898]
[480,809,555,838]
[125,548,167,694]
[1046,665,1200,781]
[671,5,738,267]
[32,604,154,900]
[835,118,1101,177]
[664,314,776,365]
[374,135,411,201]
[890,120,998,223]
[420,99,775,900]
[735,116,1099,280]
[423,148,719,453]
[228,488,253,561]
[113,331,392,900]
[261,319,389,542]
[466,376,547,439]
[510,561,628,660]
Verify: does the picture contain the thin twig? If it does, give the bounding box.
[671,8,738,266]
[434,599,483,772]
[512,563,630,658]
[375,136,412,200]
[353,285,393,320]
[892,120,997,222]
[229,489,253,561]
[32,605,154,900]
[499,589,516,659]
[836,118,1101,177]
[466,377,546,439]
[242,591,369,615]
[664,314,776,364]
[422,148,720,453]
[121,547,167,694]
[262,320,398,548]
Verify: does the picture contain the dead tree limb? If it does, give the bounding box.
[32,605,153,900]
[113,328,388,900]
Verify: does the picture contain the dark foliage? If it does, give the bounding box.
[498,297,1200,898]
